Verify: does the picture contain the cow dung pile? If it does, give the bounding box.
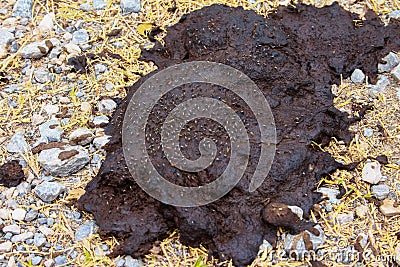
[77,3,400,266]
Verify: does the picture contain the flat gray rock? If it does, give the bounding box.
[72,29,89,45]
[0,28,15,46]
[75,221,97,241]
[34,181,66,202]
[97,99,116,115]
[38,145,90,177]
[69,128,94,145]
[39,120,64,143]
[389,10,400,20]
[120,0,140,14]
[20,40,53,59]
[371,184,390,200]
[6,131,29,153]
[378,52,399,73]
[12,0,33,17]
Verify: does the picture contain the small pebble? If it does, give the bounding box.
[378,52,399,73]
[12,208,26,221]
[72,29,89,45]
[33,233,46,247]
[371,184,390,200]
[120,0,141,14]
[11,232,34,243]
[93,115,109,126]
[0,241,12,252]
[350,69,365,84]
[75,221,97,241]
[32,256,43,265]
[97,99,117,115]
[3,224,21,235]
[34,181,66,202]
[380,199,400,216]
[363,128,373,137]
[361,161,381,184]
[54,255,67,266]
[337,213,354,224]
[38,225,54,236]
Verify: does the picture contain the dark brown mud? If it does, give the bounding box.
[0,160,25,187]
[77,3,400,266]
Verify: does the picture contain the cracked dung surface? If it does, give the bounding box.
[77,3,400,266]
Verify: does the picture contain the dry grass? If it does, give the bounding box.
[1,0,400,266]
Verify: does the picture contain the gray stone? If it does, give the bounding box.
[371,184,390,200]
[93,115,109,126]
[20,40,53,59]
[116,258,126,267]
[363,128,373,137]
[38,225,54,236]
[80,4,92,11]
[316,187,341,205]
[24,209,38,222]
[0,208,10,220]
[43,105,59,116]
[4,84,22,94]
[39,120,63,142]
[369,75,390,97]
[11,232,33,243]
[33,233,46,247]
[11,208,26,221]
[69,250,79,259]
[72,29,89,45]
[378,52,399,73]
[0,28,15,46]
[12,0,33,17]
[350,69,365,84]
[38,13,54,32]
[31,256,42,266]
[389,10,400,20]
[0,241,12,252]
[34,69,50,84]
[124,256,145,267]
[362,161,382,184]
[34,181,66,202]
[43,259,55,267]
[120,0,141,14]
[49,46,62,59]
[93,0,107,10]
[106,83,114,91]
[3,224,21,234]
[38,146,89,177]
[97,99,117,115]
[75,221,97,241]
[392,64,400,82]
[69,128,94,145]
[94,64,108,74]
[54,255,66,266]
[6,131,29,153]
[337,213,354,224]
[93,135,111,149]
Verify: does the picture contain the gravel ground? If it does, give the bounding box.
[1,0,400,266]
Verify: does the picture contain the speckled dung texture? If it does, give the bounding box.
[77,4,400,266]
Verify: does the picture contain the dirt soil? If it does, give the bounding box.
[77,3,400,266]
